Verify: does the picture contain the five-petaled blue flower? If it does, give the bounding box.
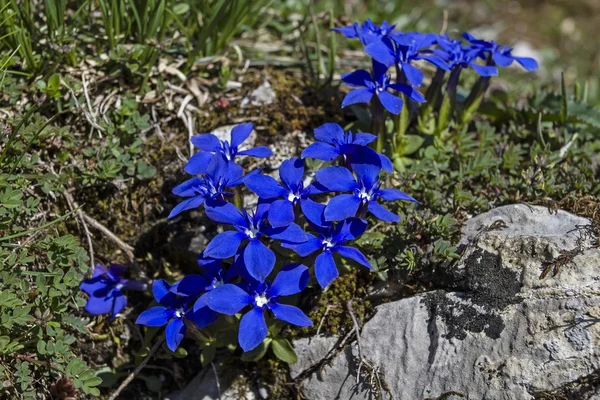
[244,157,321,228]
[316,152,417,222]
[462,32,538,72]
[365,32,449,87]
[203,202,308,282]
[203,264,312,352]
[341,61,425,115]
[169,155,248,218]
[185,123,273,175]
[333,19,397,46]
[136,280,210,351]
[285,200,372,288]
[80,264,147,319]
[301,123,393,173]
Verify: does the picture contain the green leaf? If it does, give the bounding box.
[200,345,216,367]
[271,338,297,364]
[240,339,270,362]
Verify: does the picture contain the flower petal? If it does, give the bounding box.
[378,90,404,115]
[165,318,186,352]
[184,152,214,175]
[378,188,418,202]
[84,295,114,316]
[401,62,424,87]
[324,194,361,221]
[279,157,304,189]
[191,133,221,152]
[315,166,357,192]
[267,264,309,297]
[270,303,312,327]
[341,69,372,87]
[352,133,377,146]
[204,284,252,315]
[136,306,170,326]
[514,56,538,71]
[335,246,372,269]
[349,146,382,189]
[237,146,273,158]
[268,199,295,228]
[205,202,246,226]
[368,201,401,222]
[109,294,127,319]
[364,40,396,67]
[337,217,368,242]
[204,231,246,259]
[342,87,374,108]
[172,177,203,197]
[244,240,276,282]
[286,236,322,257]
[469,63,498,77]
[230,122,254,148]
[493,52,513,67]
[188,304,218,328]
[153,280,178,307]
[301,142,340,161]
[314,122,345,144]
[239,307,268,352]
[389,83,426,103]
[169,275,208,297]
[300,199,328,228]
[315,251,339,288]
[168,196,206,219]
[244,174,285,199]
[266,222,308,244]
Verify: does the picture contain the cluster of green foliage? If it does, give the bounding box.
[0,110,102,397]
[0,0,274,76]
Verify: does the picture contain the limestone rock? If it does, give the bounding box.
[297,204,599,400]
[240,80,276,108]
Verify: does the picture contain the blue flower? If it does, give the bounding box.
[169,154,248,219]
[316,152,417,222]
[136,280,209,351]
[203,264,312,352]
[433,35,499,77]
[301,123,393,173]
[333,19,397,46]
[203,202,308,282]
[462,32,538,71]
[80,264,147,319]
[244,157,321,228]
[286,201,371,288]
[185,123,273,174]
[365,33,449,87]
[341,61,426,115]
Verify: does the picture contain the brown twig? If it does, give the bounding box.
[81,213,135,262]
[63,191,95,270]
[107,335,164,400]
[346,300,365,383]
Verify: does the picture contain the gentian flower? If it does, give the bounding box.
[185,123,273,174]
[341,61,425,115]
[203,202,308,282]
[462,32,538,71]
[365,32,449,87]
[244,157,321,228]
[333,19,397,46]
[169,154,246,219]
[203,264,312,352]
[285,201,371,288]
[136,280,210,351]
[316,154,417,222]
[80,264,147,319]
[301,123,393,173]
[434,35,498,76]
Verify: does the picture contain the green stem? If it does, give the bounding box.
[370,96,386,154]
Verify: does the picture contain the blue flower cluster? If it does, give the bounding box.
[135,119,416,352]
[334,20,538,115]
[80,264,147,319]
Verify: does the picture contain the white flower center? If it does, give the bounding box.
[174,308,184,318]
[115,283,124,290]
[254,294,269,308]
[322,239,335,249]
[245,228,257,239]
[287,191,300,202]
[358,188,372,201]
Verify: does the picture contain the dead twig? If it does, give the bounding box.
[107,334,165,400]
[81,212,135,262]
[63,191,95,270]
[210,362,221,399]
[346,300,365,383]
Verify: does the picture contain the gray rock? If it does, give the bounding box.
[298,204,600,400]
[290,335,338,379]
[167,366,257,400]
[240,80,276,108]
